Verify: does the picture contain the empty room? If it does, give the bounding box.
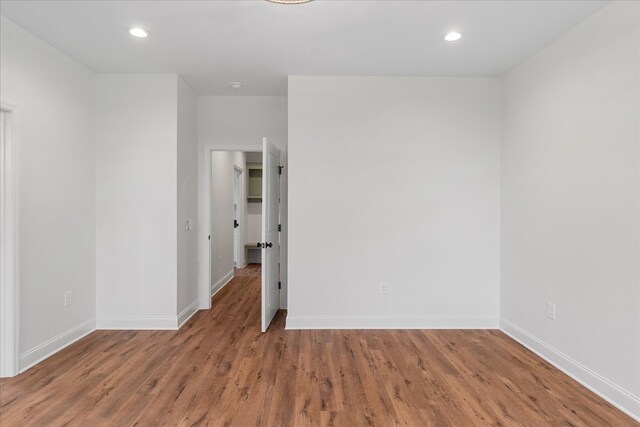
[0,0,638,425]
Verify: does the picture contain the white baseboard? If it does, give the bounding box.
[177,300,199,328]
[286,315,499,330]
[96,300,200,331]
[18,305,199,373]
[97,316,178,330]
[500,318,640,421]
[19,318,96,373]
[211,269,234,297]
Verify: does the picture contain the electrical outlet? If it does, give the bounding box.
[64,291,72,307]
[546,302,556,320]
[379,282,389,295]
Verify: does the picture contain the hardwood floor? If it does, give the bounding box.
[1,264,636,426]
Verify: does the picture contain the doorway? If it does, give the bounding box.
[208,150,264,298]
[209,151,249,298]
[202,139,284,332]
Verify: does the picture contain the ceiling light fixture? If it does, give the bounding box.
[266,0,313,4]
[444,31,462,42]
[230,82,243,89]
[129,27,149,38]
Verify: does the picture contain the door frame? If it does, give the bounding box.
[1,102,19,378]
[199,144,261,309]
[199,143,287,311]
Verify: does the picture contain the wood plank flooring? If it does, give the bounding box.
[1,264,636,426]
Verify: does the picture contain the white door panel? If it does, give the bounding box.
[261,138,280,332]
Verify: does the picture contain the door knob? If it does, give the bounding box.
[265,242,273,248]
[257,242,263,248]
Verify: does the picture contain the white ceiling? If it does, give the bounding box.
[1,0,608,95]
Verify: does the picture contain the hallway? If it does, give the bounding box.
[0,266,635,426]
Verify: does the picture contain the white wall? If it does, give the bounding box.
[210,151,246,293]
[177,77,199,319]
[287,76,500,329]
[95,74,179,328]
[0,17,201,371]
[0,17,96,369]
[198,96,287,149]
[500,1,640,418]
[197,96,288,308]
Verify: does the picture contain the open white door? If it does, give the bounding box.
[261,137,280,332]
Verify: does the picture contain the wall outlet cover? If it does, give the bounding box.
[64,291,72,307]
[380,282,389,295]
[546,302,556,320]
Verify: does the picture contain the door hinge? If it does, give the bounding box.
[278,165,284,175]
[278,224,281,232]
[278,281,281,290]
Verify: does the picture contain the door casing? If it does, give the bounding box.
[199,143,287,313]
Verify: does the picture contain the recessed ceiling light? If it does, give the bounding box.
[129,27,149,38]
[444,31,462,42]
[266,0,313,4]
[230,82,243,89]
